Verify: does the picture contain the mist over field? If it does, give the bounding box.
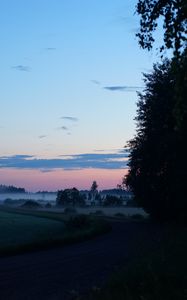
[0,193,57,202]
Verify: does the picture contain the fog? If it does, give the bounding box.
[0,193,57,202]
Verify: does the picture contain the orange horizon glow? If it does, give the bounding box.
[0,168,128,192]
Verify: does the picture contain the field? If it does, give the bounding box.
[0,207,110,256]
[42,206,148,217]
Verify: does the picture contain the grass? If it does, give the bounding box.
[0,206,111,257]
[85,224,187,300]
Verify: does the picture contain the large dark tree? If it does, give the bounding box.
[124,0,187,222]
[136,0,187,56]
[125,52,187,221]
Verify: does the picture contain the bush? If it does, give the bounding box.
[114,213,126,218]
[131,213,145,220]
[63,207,77,214]
[103,195,123,206]
[21,200,42,209]
[94,210,104,215]
[45,202,52,208]
[4,198,25,206]
[66,214,91,229]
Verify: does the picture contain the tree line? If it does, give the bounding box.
[124,0,187,222]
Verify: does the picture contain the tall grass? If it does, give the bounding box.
[85,225,187,300]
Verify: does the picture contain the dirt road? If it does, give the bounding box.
[0,221,163,300]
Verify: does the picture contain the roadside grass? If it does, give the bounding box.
[0,206,111,257]
[86,224,187,300]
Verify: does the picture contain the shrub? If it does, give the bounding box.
[114,213,125,217]
[103,195,123,206]
[21,200,42,209]
[64,207,77,214]
[131,213,145,220]
[66,214,91,229]
[45,202,52,208]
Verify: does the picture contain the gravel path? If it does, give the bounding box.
[0,221,163,300]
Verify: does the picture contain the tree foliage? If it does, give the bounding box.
[103,195,123,206]
[0,184,25,193]
[125,52,187,221]
[136,0,187,56]
[91,181,98,192]
[56,188,85,206]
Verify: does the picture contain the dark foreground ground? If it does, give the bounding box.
[0,221,164,300]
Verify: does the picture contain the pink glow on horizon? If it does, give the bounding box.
[0,168,128,192]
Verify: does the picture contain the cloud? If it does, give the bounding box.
[61,116,79,122]
[93,148,126,154]
[11,65,31,72]
[56,126,71,135]
[38,135,47,139]
[91,80,101,85]
[103,86,143,92]
[45,47,56,51]
[58,126,68,131]
[0,152,129,171]
[40,169,54,173]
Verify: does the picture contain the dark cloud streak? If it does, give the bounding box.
[0,152,129,171]
[91,80,101,85]
[61,116,79,122]
[45,47,56,51]
[103,86,143,92]
[11,65,31,72]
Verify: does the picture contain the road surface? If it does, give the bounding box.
[0,221,163,300]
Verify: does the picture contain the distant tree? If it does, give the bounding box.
[89,181,99,204]
[91,181,98,192]
[0,184,25,193]
[103,195,123,206]
[95,193,102,205]
[56,188,85,206]
[136,0,187,56]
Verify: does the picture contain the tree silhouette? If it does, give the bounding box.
[125,53,187,221]
[136,0,187,56]
[91,181,98,192]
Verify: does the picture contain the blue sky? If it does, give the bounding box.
[0,0,159,190]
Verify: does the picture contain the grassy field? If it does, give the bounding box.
[0,210,65,253]
[86,224,187,300]
[0,207,110,256]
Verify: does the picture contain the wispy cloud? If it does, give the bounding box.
[0,152,129,171]
[11,65,31,72]
[40,169,54,173]
[103,86,143,92]
[61,126,68,131]
[45,47,56,51]
[61,116,79,122]
[38,135,47,139]
[94,148,127,154]
[57,126,69,131]
[91,80,101,85]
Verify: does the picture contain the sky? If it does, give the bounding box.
[0,0,159,191]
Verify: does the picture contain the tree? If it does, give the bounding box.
[136,0,187,56]
[103,195,123,206]
[89,181,99,205]
[91,181,98,192]
[125,54,187,221]
[56,188,85,206]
